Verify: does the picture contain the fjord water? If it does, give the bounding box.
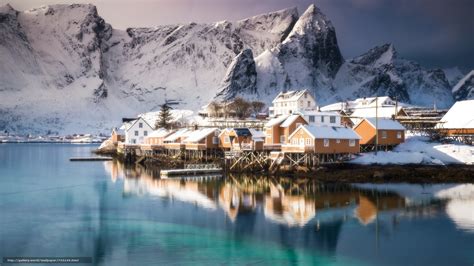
[1,144,473,266]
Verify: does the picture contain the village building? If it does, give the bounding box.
[282,125,361,154]
[219,128,265,151]
[163,128,191,150]
[183,128,220,150]
[122,117,154,144]
[350,106,408,125]
[353,118,405,147]
[321,96,400,113]
[264,114,308,150]
[299,110,343,126]
[111,128,124,144]
[269,90,317,117]
[437,100,474,139]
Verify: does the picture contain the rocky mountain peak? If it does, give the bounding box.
[215,49,257,101]
[352,43,397,67]
[452,70,474,101]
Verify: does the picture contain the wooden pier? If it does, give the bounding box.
[161,164,222,178]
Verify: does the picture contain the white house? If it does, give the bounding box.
[269,90,317,117]
[123,117,154,144]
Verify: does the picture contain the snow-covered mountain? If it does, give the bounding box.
[452,71,474,101]
[0,3,464,134]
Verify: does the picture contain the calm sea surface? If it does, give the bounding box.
[0,143,473,266]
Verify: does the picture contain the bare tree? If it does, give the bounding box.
[250,101,266,116]
[208,101,222,118]
[229,97,252,119]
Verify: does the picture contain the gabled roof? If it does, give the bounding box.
[272,90,311,103]
[122,117,153,131]
[164,128,189,142]
[265,115,289,127]
[248,128,266,139]
[184,128,218,143]
[360,118,405,130]
[438,100,474,129]
[148,128,173,138]
[280,114,306,128]
[292,125,361,140]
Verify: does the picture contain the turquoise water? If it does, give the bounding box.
[0,144,473,265]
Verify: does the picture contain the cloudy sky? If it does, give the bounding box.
[3,0,473,71]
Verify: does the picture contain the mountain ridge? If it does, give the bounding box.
[0,3,466,134]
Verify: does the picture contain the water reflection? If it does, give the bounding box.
[104,160,474,233]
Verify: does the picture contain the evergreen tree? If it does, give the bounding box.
[156,103,173,129]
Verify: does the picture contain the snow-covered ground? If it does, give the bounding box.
[351,133,474,165]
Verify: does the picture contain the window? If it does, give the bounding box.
[397,132,402,139]
[321,116,325,123]
[280,135,285,143]
[307,101,311,107]
[336,139,340,144]
[349,139,356,147]
[139,122,143,128]
[144,131,148,136]
[134,130,139,136]
[304,93,308,99]
[292,139,298,145]
[330,116,336,123]
[224,136,230,143]
[309,115,315,123]
[324,139,330,147]
[212,136,219,144]
[305,138,312,145]
[131,139,136,144]
[381,131,387,139]
[299,138,304,145]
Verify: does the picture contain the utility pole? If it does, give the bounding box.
[375,96,378,154]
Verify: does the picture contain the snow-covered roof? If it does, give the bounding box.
[438,100,474,129]
[321,96,407,112]
[350,106,404,119]
[248,128,266,139]
[184,128,218,143]
[265,115,289,127]
[294,125,361,140]
[298,110,341,117]
[272,90,311,103]
[164,128,189,142]
[280,114,305,128]
[148,128,173,138]
[362,118,405,130]
[121,117,153,131]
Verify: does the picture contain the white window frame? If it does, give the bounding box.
[309,115,315,123]
[134,130,139,136]
[299,138,304,145]
[321,116,325,123]
[139,122,143,128]
[330,116,336,123]
[280,135,285,143]
[324,139,330,147]
[381,131,387,139]
[224,136,230,143]
[349,139,356,147]
[292,139,298,145]
[144,130,148,137]
[305,138,312,145]
[397,131,402,139]
[212,136,219,145]
[336,139,340,144]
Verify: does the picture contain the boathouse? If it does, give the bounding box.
[437,100,474,142]
[353,118,405,148]
[282,125,361,154]
[145,128,174,145]
[219,128,265,151]
[163,128,191,150]
[264,114,308,150]
[111,128,124,144]
[183,128,220,150]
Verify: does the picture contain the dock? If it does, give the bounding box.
[161,164,222,178]
[70,157,113,161]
